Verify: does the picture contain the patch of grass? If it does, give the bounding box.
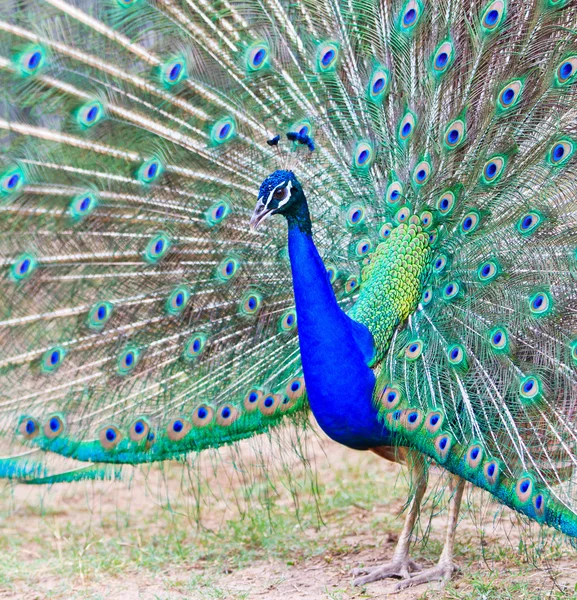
[0,437,576,599]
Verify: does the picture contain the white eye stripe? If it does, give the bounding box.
[267,181,292,208]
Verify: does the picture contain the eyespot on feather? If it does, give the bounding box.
[399,0,422,32]
[18,46,46,76]
[515,476,534,504]
[460,211,480,234]
[386,409,403,431]
[216,404,239,426]
[353,141,374,169]
[166,417,192,440]
[325,264,337,284]
[555,56,577,86]
[528,291,552,316]
[166,286,190,315]
[533,492,547,519]
[443,119,465,149]
[43,415,65,439]
[516,211,542,235]
[217,257,240,281]
[347,204,366,227]
[394,207,411,225]
[465,444,484,469]
[317,41,339,72]
[192,405,214,428]
[11,253,37,282]
[19,417,40,440]
[497,80,522,111]
[345,277,359,294]
[436,190,456,216]
[412,160,431,186]
[240,292,262,316]
[447,344,467,368]
[145,431,156,450]
[211,117,236,144]
[76,100,104,128]
[400,409,423,432]
[246,42,270,72]
[431,41,454,77]
[161,58,187,86]
[244,389,263,412]
[183,334,207,361]
[280,394,297,412]
[355,239,372,258]
[117,347,139,376]
[420,211,433,229]
[206,200,231,226]
[379,223,393,239]
[138,158,163,184]
[489,326,509,353]
[442,281,460,301]
[69,191,98,221]
[99,426,122,450]
[279,309,297,332]
[548,139,574,166]
[434,433,453,462]
[519,375,542,403]
[405,340,423,360]
[483,459,500,486]
[285,376,305,400]
[379,384,403,410]
[1,167,25,196]
[368,67,390,102]
[41,347,66,374]
[259,393,282,416]
[480,0,506,34]
[386,181,404,205]
[481,156,505,184]
[421,286,433,306]
[433,253,448,274]
[129,418,150,442]
[398,112,417,143]
[144,232,171,264]
[477,259,500,283]
[424,410,444,435]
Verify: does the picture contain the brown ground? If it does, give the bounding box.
[0,424,576,599]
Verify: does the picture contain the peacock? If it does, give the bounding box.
[1,0,577,590]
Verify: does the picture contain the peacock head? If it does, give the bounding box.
[250,170,305,229]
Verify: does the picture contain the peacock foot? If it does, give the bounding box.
[351,556,422,586]
[394,560,457,591]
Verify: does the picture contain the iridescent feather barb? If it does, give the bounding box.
[0,0,576,556]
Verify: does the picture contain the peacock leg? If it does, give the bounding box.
[395,474,465,591]
[352,449,427,586]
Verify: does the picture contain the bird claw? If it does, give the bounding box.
[352,557,422,586]
[394,561,457,591]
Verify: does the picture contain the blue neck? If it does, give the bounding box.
[286,203,392,449]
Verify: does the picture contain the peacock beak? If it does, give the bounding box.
[250,198,274,230]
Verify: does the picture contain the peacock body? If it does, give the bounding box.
[1,0,577,586]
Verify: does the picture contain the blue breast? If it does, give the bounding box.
[287,222,394,450]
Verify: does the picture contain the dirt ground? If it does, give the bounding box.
[0,424,576,599]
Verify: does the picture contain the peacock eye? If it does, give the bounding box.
[273,188,286,200]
